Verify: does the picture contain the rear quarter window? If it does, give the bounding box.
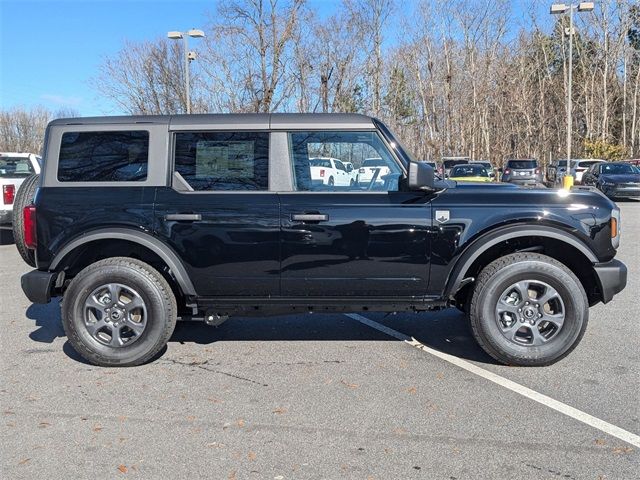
[57,131,149,182]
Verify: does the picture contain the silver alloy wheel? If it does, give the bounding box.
[84,283,147,347]
[495,280,565,346]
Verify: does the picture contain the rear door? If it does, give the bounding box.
[279,130,432,298]
[154,127,280,297]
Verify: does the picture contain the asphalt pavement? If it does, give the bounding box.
[1,203,638,480]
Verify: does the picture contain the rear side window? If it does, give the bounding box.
[58,131,149,182]
[174,132,269,191]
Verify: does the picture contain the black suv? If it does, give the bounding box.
[18,114,626,367]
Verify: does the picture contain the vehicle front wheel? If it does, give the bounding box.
[61,257,177,367]
[469,253,588,366]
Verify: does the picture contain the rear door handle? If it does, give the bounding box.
[164,213,202,222]
[291,213,329,222]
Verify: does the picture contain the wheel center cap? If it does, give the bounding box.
[523,307,536,319]
[110,310,122,320]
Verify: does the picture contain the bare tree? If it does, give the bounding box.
[0,106,79,153]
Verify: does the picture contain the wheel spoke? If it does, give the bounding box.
[541,312,565,329]
[529,326,547,346]
[107,284,121,304]
[86,318,107,336]
[514,281,531,304]
[109,325,123,347]
[497,300,519,315]
[537,286,559,306]
[502,320,522,341]
[124,296,144,313]
[124,318,145,336]
[85,295,106,311]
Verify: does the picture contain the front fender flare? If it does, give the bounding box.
[443,225,598,299]
[49,227,197,296]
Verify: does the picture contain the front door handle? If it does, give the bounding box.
[164,213,202,222]
[291,213,329,222]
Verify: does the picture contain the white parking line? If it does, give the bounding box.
[346,313,640,449]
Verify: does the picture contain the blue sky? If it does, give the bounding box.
[1,0,544,116]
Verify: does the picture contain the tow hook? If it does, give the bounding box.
[204,312,229,327]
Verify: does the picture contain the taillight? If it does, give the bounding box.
[535,168,541,174]
[359,168,365,174]
[2,184,15,205]
[504,169,511,175]
[23,205,37,249]
[319,169,325,177]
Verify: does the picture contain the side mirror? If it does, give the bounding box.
[408,161,435,191]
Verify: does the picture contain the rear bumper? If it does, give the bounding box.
[0,209,12,226]
[593,259,627,304]
[21,270,57,304]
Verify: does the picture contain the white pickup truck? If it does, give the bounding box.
[0,153,41,228]
[309,157,358,187]
[358,157,392,186]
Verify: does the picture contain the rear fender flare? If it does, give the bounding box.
[49,228,196,296]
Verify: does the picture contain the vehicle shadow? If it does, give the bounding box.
[0,229,15,245]
[24,300,496,365]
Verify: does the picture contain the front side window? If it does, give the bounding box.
[174,132,269,191]
[289,131,401,192]
[58,131,149,182]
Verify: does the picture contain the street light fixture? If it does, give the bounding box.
[550,3,594,188]
[167,29,205,114]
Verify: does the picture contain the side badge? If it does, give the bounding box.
[435,210,450,224]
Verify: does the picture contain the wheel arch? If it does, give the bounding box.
[444,225,601,305]
[49,228,196,297]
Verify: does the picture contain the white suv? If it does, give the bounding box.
[309,157,357,187]
[571,159,606,184]
[0,153,41,228]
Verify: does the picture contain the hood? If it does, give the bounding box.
[600,174,640,184]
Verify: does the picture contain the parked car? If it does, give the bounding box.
[358,157,394,186]
[19,113,626,368]
[0,153,41,228]
[547,159,568,185]
[309,157,356,186]
[470,160,495,180]
[500,159,543,186]
[442,156,470,178]
[570,159,606,184]
[448,164,492,183]
[582,162,640,199]
[425,160,444,178]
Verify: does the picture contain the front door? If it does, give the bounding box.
[154,130,280,297]
[280,130,432,298]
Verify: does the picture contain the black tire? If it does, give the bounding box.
[469,253,588,366]
[12,173,40,267]
[328,176,335,186]
[61,257,177,367]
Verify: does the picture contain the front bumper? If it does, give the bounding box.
[593,259,627,304]
[601,185,640,199]
[21,270,57,304]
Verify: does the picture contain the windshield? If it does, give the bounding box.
[0,157,35,178]
[443,159,469,168]
[507,160,537,169]
[601,163,639,175]
[450,165,488,177]
[577,160,603,168]
[309,158,332,168]
[362,158,387,167]
[556,160,567,167]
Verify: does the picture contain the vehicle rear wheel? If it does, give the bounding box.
[61,257,177,367]
[12,173,40,267]
[469,253,588,366]
[328,176,335,186]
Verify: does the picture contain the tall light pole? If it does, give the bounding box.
[550,2,594,188]
[167,29,205,114]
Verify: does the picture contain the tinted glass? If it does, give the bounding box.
[443,159,469,168]
[309,158,332,168]
[450,165,488,177]
[578,160,603,168]
[557,160,567,167]
[58,131,149,182]
[0,157,35,178]
[507,160,537,169]
[174,132,268,191]
[290,131,401,192]
[601,163,639,175]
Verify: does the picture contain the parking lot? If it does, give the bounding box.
[0,202,638,480]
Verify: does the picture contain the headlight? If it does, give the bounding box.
[611,208,621,249]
